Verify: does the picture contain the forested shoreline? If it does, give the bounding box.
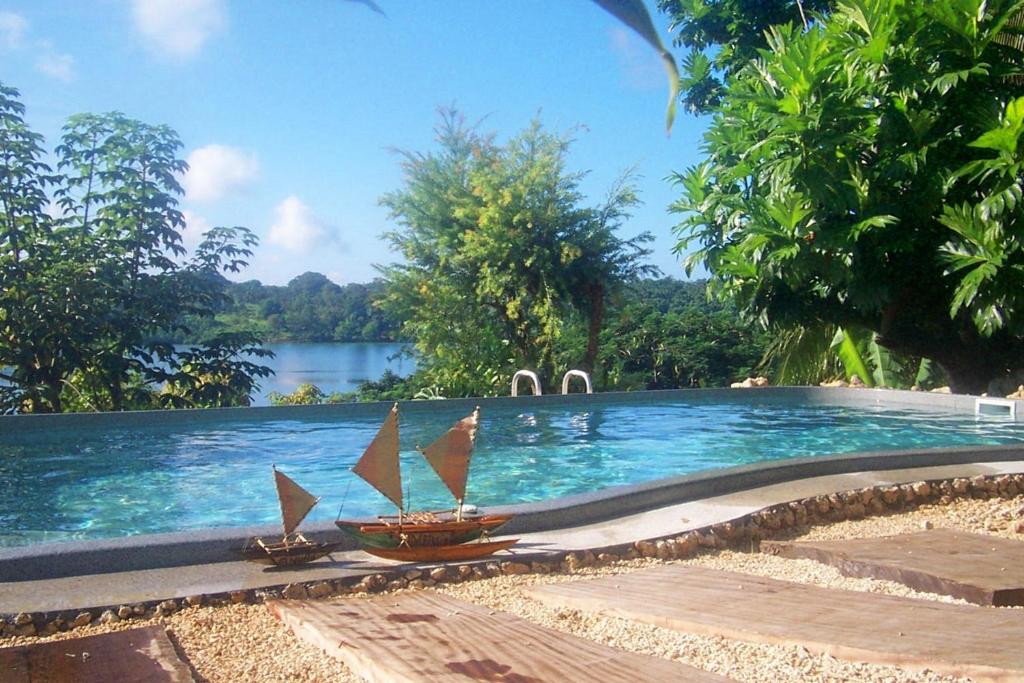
[169,272,401,345]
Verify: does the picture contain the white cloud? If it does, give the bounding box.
[1,14,76,82]
[267,196,332,254]
[35,52,75,82]
[180,210,211,253]
[132,0,226,59]
[182,144,259,202]
[0,12,27,51]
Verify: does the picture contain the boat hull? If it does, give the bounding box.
[241,538,342,566]
[335,513,512,549]
[362,538,519,562]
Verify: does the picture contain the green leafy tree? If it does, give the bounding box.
[0,83,271,412]
[671,0,1024,393]
[659,0,834,114]
[378,110,655,396]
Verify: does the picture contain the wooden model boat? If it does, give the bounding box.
[336,404,516,559]
[241,467,341,566]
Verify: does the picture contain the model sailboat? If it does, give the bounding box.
[336,404,516,561]
[241,466,341,566]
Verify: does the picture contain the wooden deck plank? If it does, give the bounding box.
[527,565,1024,682]
[268,592,729,682]
[762,529,1024,606]
[0,626,194,683]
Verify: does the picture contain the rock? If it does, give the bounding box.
[13,613,31,627]
[635,540,658,558]
[386,580,407,591]
[845,502,866,519]
[1014,521,1024,534]
[407,579,426,590]
[403,568,423,581]
[72,612,92,629]
[868,498,886,515]
[1005,384,1024,399]
[308,582,333,599]
[849,375,866,388]
[819,379,848,388]
[952,478,970,494]
[99,610,119,624]
[132,604,147,616]
[185,595,204,607]
[1,624,14,637]
[365,574,388,592]
[471,566,488,580]
[157,599,178,615]
[655,540,674,559]
[912,481,932,498]
[42,621,60,635]
[429,567,449,583]
[623,547,640,560]
[674,534,699,557]
[229,591,249,604]
[14,623,36,637]
[732,376,769,388]
[922,520,934,530]
[530,561,551,574]
[597,552,617,565]
[859,488,876,505]
[484,563,502,577]
[457,565,474,580]
[501,561,530,575]
[930,386,951,393]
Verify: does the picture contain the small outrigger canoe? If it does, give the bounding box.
[241,467,340,566]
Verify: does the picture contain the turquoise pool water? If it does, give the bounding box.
[1,395,1022,546]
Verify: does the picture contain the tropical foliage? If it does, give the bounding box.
[669,0,1024,393]
[0,83,271,413]
[377,110,657,397]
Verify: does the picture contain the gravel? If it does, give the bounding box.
[4,494,1021,682]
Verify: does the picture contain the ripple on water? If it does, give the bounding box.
[0,397,1022,546]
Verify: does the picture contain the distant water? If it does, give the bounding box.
[251,342,414,405]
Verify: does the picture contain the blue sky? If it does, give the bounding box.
[2,0,708,285]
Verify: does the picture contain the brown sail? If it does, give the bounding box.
[352,403,403,511]
[419,406,479,504]
[273,467,320,537]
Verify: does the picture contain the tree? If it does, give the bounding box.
[671,0,1024,393]
[0,83,271,412]
[378,110,655,396]
[659,0,834,114]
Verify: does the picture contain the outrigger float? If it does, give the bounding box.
[336,404,516,561]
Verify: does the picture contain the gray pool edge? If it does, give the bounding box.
[1,386,1020,432]
[2,442,1021,582]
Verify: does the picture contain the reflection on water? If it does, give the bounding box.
[253,342,413,405]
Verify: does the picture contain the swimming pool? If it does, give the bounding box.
[1,390,1022,547]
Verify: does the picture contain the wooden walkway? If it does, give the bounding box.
[762,529,1024,606]
[268,592,729,682]
[527,565,1024,682]
[0,626,194,682]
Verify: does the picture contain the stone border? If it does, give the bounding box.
[2,472,1021,638]
[2,443,1023,582]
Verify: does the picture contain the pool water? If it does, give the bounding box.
[1,396,1021,546]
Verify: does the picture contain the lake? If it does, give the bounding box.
[251,342,414,405]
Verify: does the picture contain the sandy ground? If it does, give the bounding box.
[4,494,1022,683]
